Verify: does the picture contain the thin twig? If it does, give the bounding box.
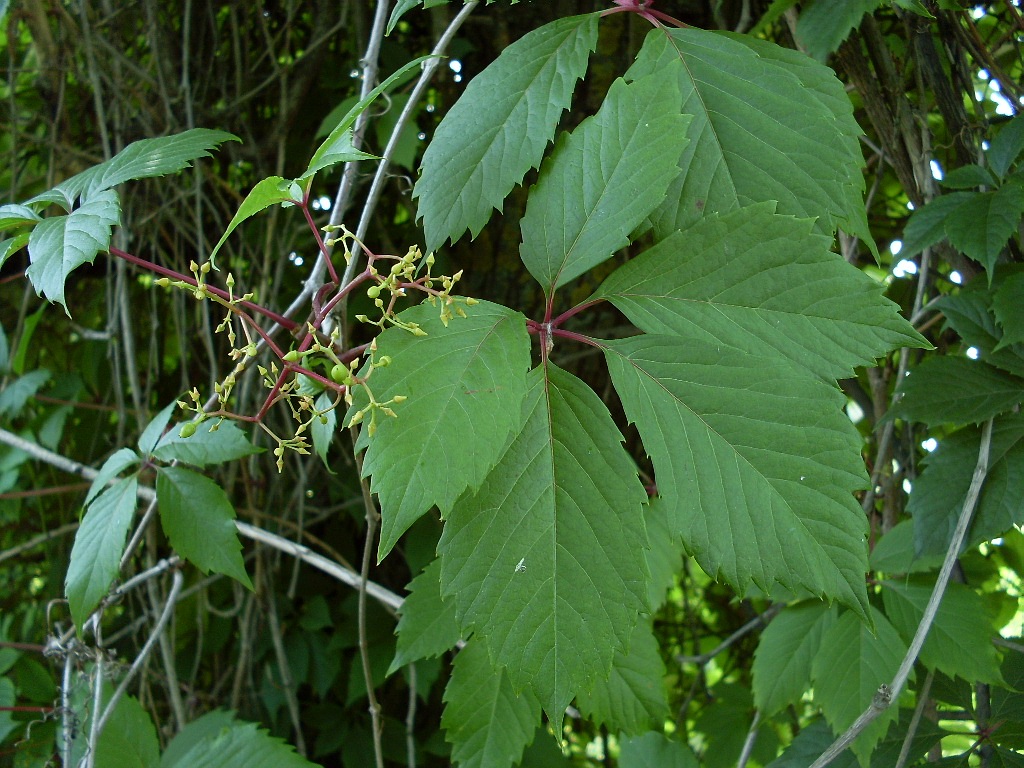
[736,710,761,768]
[676,604,783,666]
[810,418,995,768]
[895,670,934,768]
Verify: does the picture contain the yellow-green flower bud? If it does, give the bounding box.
[283,350,301,363]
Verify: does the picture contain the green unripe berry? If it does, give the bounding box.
[283,350,301,363]
[366,284,381,299]
[179,422,198,438]
[330,364,348,384]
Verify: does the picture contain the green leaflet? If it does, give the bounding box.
[994,270,1024,349]
[208,176,299,267]
[138,401,179,456]
[881,578,1004,685]
[990,112,1024,179]
[156,466,252,589]
[794,0,884,62]
[943,183,1024,276]
[811,607,909,767]
[25,190,120,312]
[161,712,319,768]
[693,683,779,767]
[92,689,161,768]
[65,476,139,630]
[389,557,461,675]
[352,300,531,561]
[592,204,926,381]
[604,335,870,617]
[438,364,649,730]
[575,620,669,736]
[152,418,263,468]
[26,128,238,209]
[625,29,870,252]
[309,391,337,468]
[909,413,1024,558]
[888,355,1024,425]
[752,600,837,716]
[85,448,141,505]
[0,203,41,231]
[618,733,699,768]
[414,14,599,252]
[936,278,1024,379]
[441,640,540,768]
[518,69,689,293]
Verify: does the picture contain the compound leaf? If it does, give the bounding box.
[390,557,461,674]
[156,466,252,589]
[575,619,669,736]
[415,14,599,252]
[25,190,120,312]
[353,300,531,561]
[66,476,139,630]
[519,70,689,293]
[604,335,869,617]
[812,607,908,766]
[593,204,926,381]
[441,640,540,768]
[882,578,1003,685]
[752,601,838,715]
[626,29,868,248]
[438,364,648,729]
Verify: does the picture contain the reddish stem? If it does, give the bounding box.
[302,199,340,286]
[551,298,604,326]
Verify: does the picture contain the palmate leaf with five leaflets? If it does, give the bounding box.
[592,204,927,381]
[414,14,599,252]
[603,335,870,616]
[518,69,690,293]
[351,300,531,560]
[438,364,648,730]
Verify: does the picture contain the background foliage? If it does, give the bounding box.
[1,1,1023,767]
